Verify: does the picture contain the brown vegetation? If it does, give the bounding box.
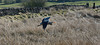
[0,8,100,45]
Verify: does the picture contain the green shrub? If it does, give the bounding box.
[2,0,16,4]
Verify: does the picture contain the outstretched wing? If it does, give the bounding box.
[48,22,53,25]
[45,17,50,20]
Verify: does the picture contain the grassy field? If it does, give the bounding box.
[0,3,22,9]
[0,1,100,9]
[45,1,100,7]
[0,6,100,45]
[0,1,100,45]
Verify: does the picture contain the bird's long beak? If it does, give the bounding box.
[53,22,56,23]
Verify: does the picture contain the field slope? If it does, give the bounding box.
[0,7,100,45]
[0,1,100,9]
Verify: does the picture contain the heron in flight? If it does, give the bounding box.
[38,17,55,30]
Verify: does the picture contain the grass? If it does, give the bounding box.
[0,1,100,9]
[0,3,22,9]
[45,2,63,7]
[45,1,100,7]
[65,1,100,6]
[0,7,100,45]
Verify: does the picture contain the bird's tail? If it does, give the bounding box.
[37,23,42,27]
[37,25,41,27]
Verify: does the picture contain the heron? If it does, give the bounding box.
[38,17,55,30]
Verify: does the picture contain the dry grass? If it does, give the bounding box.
[0,8,100,45]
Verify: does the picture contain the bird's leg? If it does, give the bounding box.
[44,29,50,33]
[42,29,47,33]
[44,29,48,33]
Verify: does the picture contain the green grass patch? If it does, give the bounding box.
[45,1,100,7]
[0,3,22,9]
[45,2,63,7]
[0,1,99,9]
